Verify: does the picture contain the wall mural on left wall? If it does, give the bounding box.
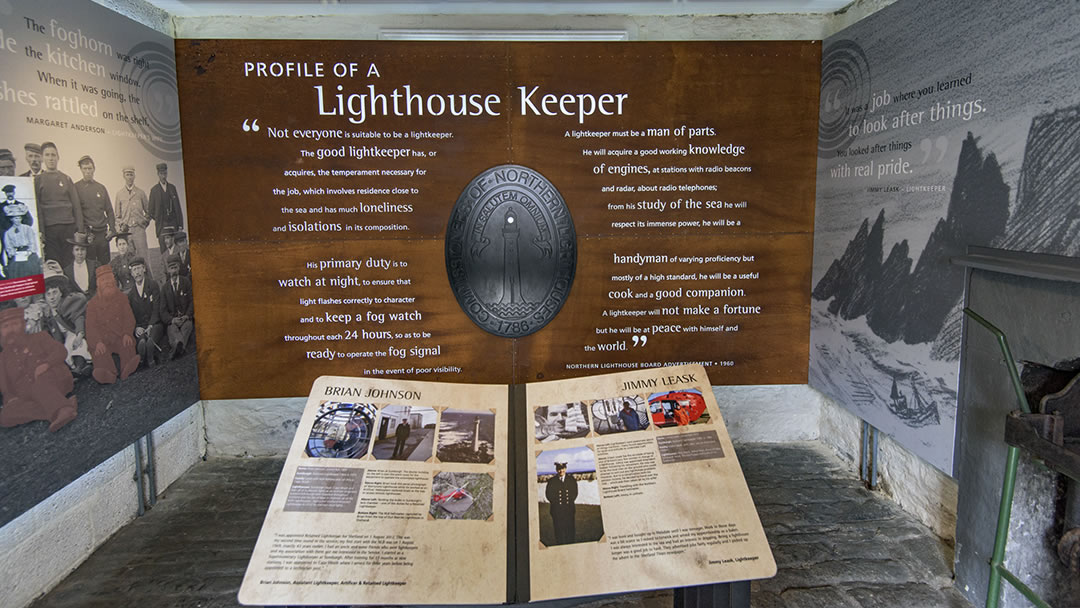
[0,0,199,527]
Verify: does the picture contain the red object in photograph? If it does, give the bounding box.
[648,391,707,426]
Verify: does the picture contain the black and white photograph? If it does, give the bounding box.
[534,402,590,442]
[590,395,650,435]
[536,445,603,547]
[372,405,437,461]
[436,408,495,463]
[0,178,43,282]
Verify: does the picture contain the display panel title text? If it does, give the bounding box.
[243,61,629,125]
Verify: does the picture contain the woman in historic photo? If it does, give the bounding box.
[3,202,42,279]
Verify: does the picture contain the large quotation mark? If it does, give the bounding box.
[919,136,948,164]
[632,335,648,347]
[242,118,260,132]
[823,88,841,113]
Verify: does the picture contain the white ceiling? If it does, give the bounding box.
[143,0,854,17]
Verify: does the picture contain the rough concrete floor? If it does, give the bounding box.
[30,442,973,608]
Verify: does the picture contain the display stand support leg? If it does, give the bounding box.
[674,581,750,608]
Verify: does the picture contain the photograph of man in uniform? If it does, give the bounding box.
[547,461,577,544]
[35,142,84,268]
[73,156,116,265]
[534,402,589,442]
[537,446,603,547]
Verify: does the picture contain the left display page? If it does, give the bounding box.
[239,375,509,605]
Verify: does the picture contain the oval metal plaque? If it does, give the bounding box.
[445,164,577,338]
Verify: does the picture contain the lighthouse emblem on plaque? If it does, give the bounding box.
[445,165,577,338]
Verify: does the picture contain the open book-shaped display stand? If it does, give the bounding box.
[239,364,775,605]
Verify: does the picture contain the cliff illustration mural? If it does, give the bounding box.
[812,0,1080,473]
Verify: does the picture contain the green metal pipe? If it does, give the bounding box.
[964,308,1053,606]
[986,445,1021,608]
[997,565,1053,608]
[962,308,1030,414]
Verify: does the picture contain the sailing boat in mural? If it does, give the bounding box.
[887,377,940,428]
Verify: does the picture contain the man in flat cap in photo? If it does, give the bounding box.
[74,155,116,265]
[127,256,163,368]
[19,143,43,178]
[160,252,194,360]
[155,225,176,280]
[0,149,15,176]
[173,230,191,278]
[35,142,84,268]
[148,162,183,260]
[159,225,177,257]
[114,165,150,261]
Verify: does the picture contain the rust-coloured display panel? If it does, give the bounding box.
[176,40,819,398]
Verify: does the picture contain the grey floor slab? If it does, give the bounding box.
[28,442,973,608]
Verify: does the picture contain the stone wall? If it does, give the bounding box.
[819,394,959,542]
[0,404,205,608]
